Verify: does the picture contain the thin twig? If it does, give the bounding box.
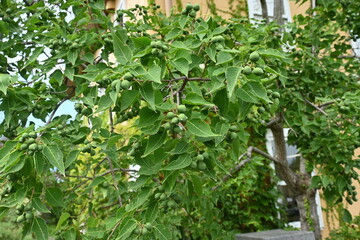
[303,98,327,116]
[318,100,336,108]
[109,108,114,133]
[45,97,69,125]
[66,175,93,180]
[106,156,123,207]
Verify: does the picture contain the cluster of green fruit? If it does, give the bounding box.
[81,141,96,156]
[117,108,139,124]
[150,40,169,58]
[163,105,188,135]
[128,141,141,156]
[101,32,113,44]
[181,4,200,18]
[242,51,264,76]
[190,152,209,171]
[133,222,153,236]
[56,124,73,137]
[0,184,11,199]
[134,4,148,16]
[345,185,358,204]
[48,36,85,55]
[19,132,44,155]
[15,203,34,223]
[111,73,132,90]
[2,125,17,139]
[0,8,14,22]
[149,2,161,11]
[154,186,180,213]
[74,103,93,116]
[225,125,239,142]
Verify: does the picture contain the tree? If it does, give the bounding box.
[0,1,359,240]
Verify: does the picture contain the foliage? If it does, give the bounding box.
[327,216,360,240]
[0,0,359,239]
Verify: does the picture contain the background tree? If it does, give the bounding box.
[0,1,359,240]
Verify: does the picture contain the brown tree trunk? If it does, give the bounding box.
[274,0,284,25]
[259,0,269,23]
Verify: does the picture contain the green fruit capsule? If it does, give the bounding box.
[229,125,238,132]
[202,152,209,159]
[16,215,25,223]
[178,113,188,123]
[230,132,237,140]
[258,107,266,113]
[120,80,131,90]
[249,51,260,62]
[193,4,200,11]
[177,104,187,113]
[190,161,198,169]
[25,212,34,220]
[189,10,197,18]
[150,41,157,48]
[197,161,207,170]
[24,203,32,211]
[16,204,24,211]
[28,143,38,151]
[166,112,175,119]
[29,131,37,138]
[20,143,28,151]
[81,108,92,116]
[253,67,264,76]
[15,210,23,215]
[242,66,252,75]
[123,72,133,80]
[151,48,159,56]
[185,4,193,11]
[163,122,172,130]
[196,154,204,161]
[160,193,167,200]
[272,92,280,98]
[171,117,179,125]
[22,133,29,139]
[154,193,162,199]
[145,222,152,229]
[173,126,181,134]
[167,200,177,209]
[141,227,148,235]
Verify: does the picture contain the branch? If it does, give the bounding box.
[318,100,336,108]
[45,97,69,125]
[303,97,328,116]
[109,108,114,133]
[266,115,282,128]
[99,168,138,177]
[106,156,123,207]
[212,146,279,191]
[259,0,269,23]
[66,175,93,180]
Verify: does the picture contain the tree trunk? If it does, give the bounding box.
[274,0,284,25]
[259,0,269,23]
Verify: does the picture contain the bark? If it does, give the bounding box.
[259,0,269,23]
[270,120,322,239]
[274,0,284,25]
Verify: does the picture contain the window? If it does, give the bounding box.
[247,0,292,23]
[265,129,324,229]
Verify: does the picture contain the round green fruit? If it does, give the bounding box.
[120,80,131,90]
[28,143,38,151]
[253,67,264,76]
[154,193,162,199]
[163,122,172,130]
[81,108,92,116]
[272,92,280,98]
[20,143,28,151]
[150,41,157,48]
[167,200,177,209]
[178,113,188,123]
[29,132,37,138]
[189,10,197,18]
[230,132,237,140]
[202,152,209,159]
[258,106,266,113]
[160,193,167,200]
[190,161,198,169]
[16,215,25,223]
[26,138,35,144]
[166,112,175,119]
[123,72,133,80]
[177,105,187,113]
[193,4,200,11]
[25,212,34,220]
[249,51,260,62]
[229,125,238,132]
[171,117,179,125]
[197,161,207,170]
[16,205,24,211]
[145,222,152,229]
[196,154,204,161]
[185,4,193,11]
[141,227,148,235]
[22,133,29,139]
[242,66,252,75]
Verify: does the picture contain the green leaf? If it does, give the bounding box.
[125,187,152,212]
[187,119,220,138]
[34,152,46,174]
[88,176,106,189]
[43,145,65,176]
[120,90,139,112]
[225,66,241,98]
[163,154,192,171]
[31,217,49,240]
[0,74,12,95]
[67,49,79,66]
[32,198,50,213]
[343,209,352,223]
[235,87,259,103]
[142,130,167,157]
[170,140,190,154]
[65,150,80,168]
[183,93,214,106]
[45,188,64,207]
[154,224,172,240]
[140,82,155,110]
[56,212,71,231]
[165,28,183,40]
[190,175,202,197]
[21,47,44,70]
[216,51,233,65]
[145,64,162,83]
[243,81,271,102]
[205,45,217,63]
[113,30,132,65]
[138,107,160,127]
[96,94,113,112]
[215,122,230,146]
[145,201,159,223]
[171,58,189,76]
[115,217,137,240]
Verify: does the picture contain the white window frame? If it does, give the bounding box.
[247,0,292,23]
[265,129,324,229]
